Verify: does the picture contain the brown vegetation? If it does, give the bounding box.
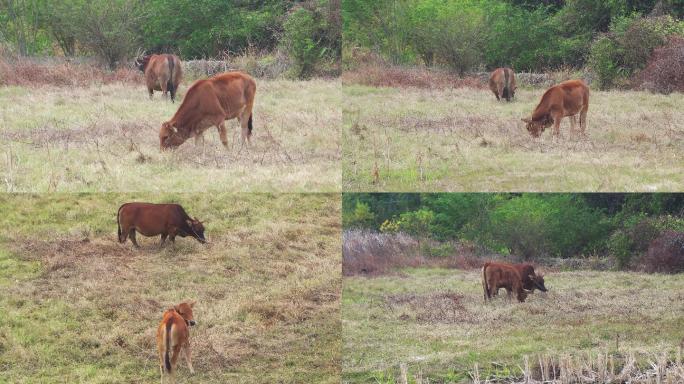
[342,230,490,276]
[0,57,141,87]
[634,36,684,94]
[342,63,484,90]
[640,231,684,273]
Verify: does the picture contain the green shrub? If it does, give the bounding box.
[343,202,376,229]
[282,1,340,78]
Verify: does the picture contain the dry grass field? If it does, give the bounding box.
[0,193,341,383]
[343,84,684,192]
[0,78,341,192]
[343,268,684,383]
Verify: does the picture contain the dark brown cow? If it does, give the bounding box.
[159,71,256,150]
[522,79,589,137]
[489,67,516,102]
[136,54,183,102]
[482,261,547,303]
[117,203,206,248]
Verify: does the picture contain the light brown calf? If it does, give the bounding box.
[157,301,196,384]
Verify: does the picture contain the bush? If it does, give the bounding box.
[76,0,144,69]
[380,209,435,239]
[487,195,608,260]
[589,15,684,89]
[606,215,684,269]
[634,36,684,94]
[342,202,375,229]
[282,0,340,78]
[640,231,684,273]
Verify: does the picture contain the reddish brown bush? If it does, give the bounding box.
[0,57,141,87]
[342,64,485,90]
[633,36,684,94]
[640,231,684,273]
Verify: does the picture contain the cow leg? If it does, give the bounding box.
[170,344,181,384]
[184,342,195,374]
[492,90,500,101]
[160,234,167,248]
[129,230,140,248]
[579,107,588,136]
[239,108,252,146]
[569,115,578,135]
[148,88,154,100]
[161,80,168,100]
[551,112,563,138]
[217,122,229,148]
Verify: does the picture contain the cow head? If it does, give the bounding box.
[522,115,553,137]
[174,301,196,327]
[529,272,547,292]
[159,122,187,150]
[134,50,150,72]
[186,217,206,244]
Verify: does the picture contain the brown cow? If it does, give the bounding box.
[159,71,256,150]
[489,67,516,102]
[157,301,196,384]
[482,261,546,303]
[136,54,183,102]
[117,203,206,248]
[522,80,589,137]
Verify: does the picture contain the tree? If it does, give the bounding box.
[75,0,144,69]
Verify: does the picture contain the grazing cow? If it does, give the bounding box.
[157,301,196,384]
[117,203,206,248]
[489,67,516,102]
[159,71,256,150]
[482,261,547,303]
[136,54,183,102]
[522,80,589,138]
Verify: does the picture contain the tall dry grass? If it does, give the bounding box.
[0,56,141,87]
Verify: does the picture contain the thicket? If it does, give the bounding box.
[343,0,684,89]
[0,0,340,78]
[343,194,684,270]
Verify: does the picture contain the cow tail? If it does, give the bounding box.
[503,69,510,101]
[117,204,124,243]
[167,56,176,103]
[164,320,172,372]
[482,263,489,302]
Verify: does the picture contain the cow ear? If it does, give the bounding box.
[186,219,193,227]
[173,305,180,312]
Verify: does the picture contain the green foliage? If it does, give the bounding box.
[282,1,340,78]
[342,0,682,74]
[343,202,376,229]
[0,1,340,77]
[140,0,285,58]
[380,208,435,238]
